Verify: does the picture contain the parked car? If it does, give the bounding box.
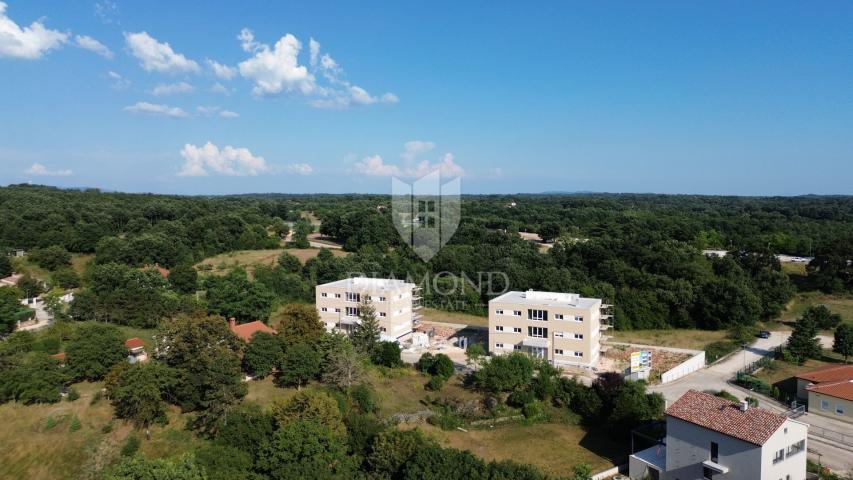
[757,330,771,339]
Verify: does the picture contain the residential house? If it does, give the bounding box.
[487,290,609,368]
[315,277,419,341]
[629,390,809,480]
[228,317,276,342]
[795,364,853,402]
[805,379,852,424]
[124,337,148,364]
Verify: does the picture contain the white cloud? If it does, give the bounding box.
[195,105,238,118]
[354,155,401,177]
[206,58,236,80]
[107,70,131,89]
[219,110,239,118]
[286,163,313,175]
[209,82,231,95]
[94,1,119,25]
[237,29,315,96]
[74,34,112,59]
[196,105,219,115]
[308,38,320,68]
[124,31,199,74]
[178,142,270,177]
[123,102,188,118]
[0,1,68,59]
[151,81,194,96]
[402,140,435,161]
[410,153,465,178]
[24,163,72,176]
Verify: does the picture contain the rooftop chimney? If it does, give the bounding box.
[228,317,237,329]
[740,400,749,412]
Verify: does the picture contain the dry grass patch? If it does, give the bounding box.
[608,329,727,351]
[71,254,94,276]
[420,308,488,328]
[370,369,478,416]
[196,248,348,277]
[778,292,853,326]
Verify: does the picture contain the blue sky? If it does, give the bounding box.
[1,1,852,195]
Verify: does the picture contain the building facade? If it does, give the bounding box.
[806,380,852,425]
[630,390,809,480]
[487,290,607,367]
[315,277,419,340]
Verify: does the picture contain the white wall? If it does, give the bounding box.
[661,351,706,384]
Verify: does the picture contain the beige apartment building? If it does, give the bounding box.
[488,290,608,367]
[315,277,420,341]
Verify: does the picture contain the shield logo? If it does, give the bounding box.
[391,170,461,261]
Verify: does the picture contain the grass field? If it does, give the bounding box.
[420,308,488,327]
[195,247,347,276]
[777,292,853,325]
[70,254,94,277]
[608,328,728,351]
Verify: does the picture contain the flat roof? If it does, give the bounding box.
[318,277,415,291]
[489,290,600,308]
[632,445,666,471]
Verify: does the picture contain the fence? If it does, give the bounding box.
[735,346,782,377]
[661,351,706,384]
[809,425,853,448]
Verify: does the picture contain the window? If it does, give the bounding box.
[512,310,521,316]
[495,309,504,315]
[513,327,522,333]
[773,449,784,464]
[820,400,830,411]
[554,313,564,320]
[528,309,547,321]
[334,293,341,298]
[787,440,805,456]
[573,333,584,340]
[495,343,504,349]
[710,442,718,462]
[573,351,583,357]
[334,308,341,313]
[513,345,521,351]
[345,307,359,316]
[379,312,386,317]
[836,404,845,415]
[554,331,564,338]
[495,325,504,332]
[321,292,328,297]
[573,315,584,322]
[346,292,360,302]
[321,307,328,312]
[380,327,387,332]
[555,349,564,355]
[702,466,714,480]
[379,296,386,302]
[528,326,547,338]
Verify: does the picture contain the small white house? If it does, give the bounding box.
[630,390,808,480]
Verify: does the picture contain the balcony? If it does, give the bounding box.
[701,459,729,475]
[522,337,549,348]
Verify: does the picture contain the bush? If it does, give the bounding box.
[522,401,544,421]
[69,415,81,432]
[101,422,113,433]
[705,340,739,363]
[507,390,535,408]
[372,341,403,368]
[745,396,759,408]
[427,411,462,430]
[714,390,738,402]
[426,375,446,391]
[121,435,141,456]
[350,383,378,414]
[66,387,80,401]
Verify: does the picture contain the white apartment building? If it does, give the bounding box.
[315,277,420,341]
[487,290,609,368]
[630,390,809,480]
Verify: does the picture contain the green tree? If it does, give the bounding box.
[0,255,13,277]
[270,217,290,240]
[272,390,346,435]
[351,298,380,356]
[0,352,67,404]
[277,343,321,389]
[275,304,325,346]
[195,444,253,480]
[802,305,842,331]
[538,222,561,243]
[103,454,208,480]
[0,287,33,335]
[786,313,823,364]
[66,323,128,380]
[214,403,276,460]
[288,219,312,249]
[169,263,199,294]
[30,245,71,271]
[16,274,45,298]
[256,419,354,480]
[401,445,486,480]
[471,352,533,394]
[465,343,486,369]
[205,269,275,323]
[242,331,284,378]
[368,429,434,478]
[108,362,178,429]
[833,323,853,362]
[52,268,80,289]
[372,341,402,367]
[277,251,302,274]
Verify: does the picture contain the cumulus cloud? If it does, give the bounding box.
[285,163,313,175]
[237,29,314,96]
[151,81,194,96]
[25,163,72,176]
[206,58,236,80]
[74,34,112,58]
[123,101,188,118]
[402,140,436,161]
[355,155,402,177]
[219,110,239,118]
[178,142,270,177]
[124,31,199,73]
[355,143,464,178]
[0,2,68,59]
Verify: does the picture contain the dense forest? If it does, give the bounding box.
[2,184,853,331]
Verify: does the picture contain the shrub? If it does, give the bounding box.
[350,383,378,414]
[714,390,738,402]
[522,401,544,421]
[426,375,446,391]
[507,390,535,408]
[66,387,80,401]
[121,435,141,456]
[69,416,81,432]
[101,423,113,434]
[745,396,759,407]
[44,415,59,430]
[372,341,403,368]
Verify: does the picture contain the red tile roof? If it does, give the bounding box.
[124,337,145,349]
[50,352,66,362]
[807,379,853,401]
[796,364,853,384]
[141,264,170,279]
[229,320,276,342]
[666,390,788,446]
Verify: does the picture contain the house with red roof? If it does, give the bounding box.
[124,337,148,364]
[805,378,853,425]
[50,351,66,364]
[228,317,276,342]
[795,363,853,399]
[629,390,808,480]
